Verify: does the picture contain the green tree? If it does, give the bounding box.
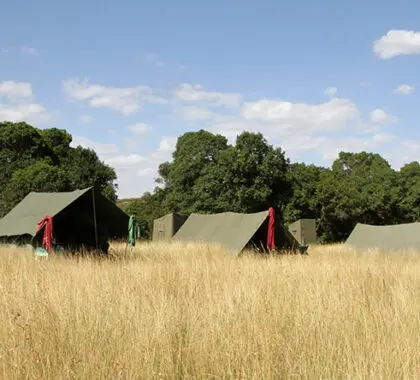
[40,128,72,158]
[3,161,68,211]
[158,129,229,212]
[0,121,118,217]
[158,130,290,215]
[283,163,327,225]
[194,132,290,213]
[63,146,118,202]
[0,122,54,188]
[397,162,420,222]
[317,152,400,242]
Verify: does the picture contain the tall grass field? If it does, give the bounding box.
[1,242,419,379]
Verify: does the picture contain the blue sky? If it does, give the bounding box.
[0,0,419,198]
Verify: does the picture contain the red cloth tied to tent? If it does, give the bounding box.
[36,216,53,252]
[267,207,275,250]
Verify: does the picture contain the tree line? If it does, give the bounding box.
[0,122,117,217]
[1,123,419,243]
[122,130,420,242]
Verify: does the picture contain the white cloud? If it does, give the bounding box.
[370,109,397,124]
[324,87,338,96]
[1,48,7,53]
[80,114,93,123]
[145,53,165,67]
[175,83,242,108]
[158,137,177,153]
[0,81,33,100]
[62,78,168,115]
[21,46,39,56]
[373,30,420,59]
[128,123,152,135]
[385,140,420,168]
[394,84,414,95]
[0,103,50,125]
[0,81,50,125]
[70,136,118,155]
[106,154,146,167]
[138,168,154,177]
[105,136,176,198]
[241,97,359,134]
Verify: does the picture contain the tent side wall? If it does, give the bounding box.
[288,219,317,245]
[172,211,270,254]
[152,215,171,241]
[152,213,188,241]
[173,210,299,254]
[345,222,420,252]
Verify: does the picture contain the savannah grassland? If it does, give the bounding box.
[1,242,419,379]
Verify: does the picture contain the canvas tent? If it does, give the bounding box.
[345,222,420,252]
[0,187,129,253]
[152,213,188,241]
[172,209,299,255]
[288,219,317,245]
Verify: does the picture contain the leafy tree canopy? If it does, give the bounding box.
[0,122,118,217]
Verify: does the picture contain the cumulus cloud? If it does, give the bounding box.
[324,87,338,96]
[0,104,50,125]
[106,136,177,197]
[394,84,414,95]
[62,78,168,115]
[370,109,397,124]
[0,81,33,100]
[175,83,242,108]
[373,30,420,59]
[241,97,359,133]
[21,46,39,56]
[0,81,50,125]
[127,123,152,135]
[70,135,118,155]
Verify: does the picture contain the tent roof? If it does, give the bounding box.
[345,222,420,252]
[0,187,128,239]
[172,210,270,254]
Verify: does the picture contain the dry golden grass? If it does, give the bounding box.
[1,242,420,379]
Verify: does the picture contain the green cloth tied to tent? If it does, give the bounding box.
[128,215,140,247]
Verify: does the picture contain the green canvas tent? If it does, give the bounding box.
[152,213,188,241]
[0,187,129,253]
[288,219,317,245]
[172,209,299,255]
[345,222,420,252]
